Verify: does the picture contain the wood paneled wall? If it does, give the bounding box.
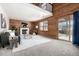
[9,19,33,34]
[9,19,21,32]
[32,3,79,39]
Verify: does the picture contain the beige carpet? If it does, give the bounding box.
[0,46,12,56]
[13,38,79,56]
[12,35,52,53]
[0,35,79,56]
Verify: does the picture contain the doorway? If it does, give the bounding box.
[58,15,73,42]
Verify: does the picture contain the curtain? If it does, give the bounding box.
[73,11,79,46]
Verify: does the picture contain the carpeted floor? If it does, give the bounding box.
[0,35,79,56]
[14,39,79,56]
[0,46,12,56]
[13,36,79,56]
[12,35,52,53]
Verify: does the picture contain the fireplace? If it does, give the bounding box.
[22,29,27,34]
[20,28,29,35]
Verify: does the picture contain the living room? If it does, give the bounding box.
[0,3,79,56]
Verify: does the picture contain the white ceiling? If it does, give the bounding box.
[0,3,52,21]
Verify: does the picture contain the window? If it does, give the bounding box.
[39,20,48,31]
[43,21,48,31]
[39,22,43,31]
[39,3,52,12]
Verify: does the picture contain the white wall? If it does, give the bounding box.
[0,6,9,33]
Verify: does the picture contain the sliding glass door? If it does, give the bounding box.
[58,15,73,42]
[58,18,69,41]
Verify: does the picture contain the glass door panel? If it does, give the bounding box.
[58,18,69,41]
[58,15,73,42]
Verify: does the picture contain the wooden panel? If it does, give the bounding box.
[9,19,21,33]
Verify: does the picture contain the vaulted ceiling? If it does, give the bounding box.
[0,3,52,21]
